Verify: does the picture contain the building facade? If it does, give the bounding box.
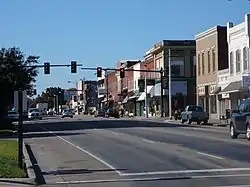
[195,25,228,119]
[145,40,196,116]
[218,14,250,113]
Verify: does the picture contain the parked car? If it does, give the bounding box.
[28,108,42,120]
[230,98,250,140]
[181,105,209,124]
[94,109,106,117]
[61,109,73,118]
[105,108,120,118]
[8,110,19,122]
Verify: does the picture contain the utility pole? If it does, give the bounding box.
[106,70,109,108]
[144,71,148,118]
[18,90,23,169]
[168,48,172,119]
[160,67,164,117]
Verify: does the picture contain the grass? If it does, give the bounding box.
[0,140,27,178]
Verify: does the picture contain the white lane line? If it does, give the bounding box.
[111,131,118,135]
[119,167,250,176]
[197,151,224,160]
[56,173,250,184]
[142,138,155,144]
[213,185,250,187]
[38,126,122,176]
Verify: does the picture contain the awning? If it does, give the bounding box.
[211,87,221,95]
[122,96,128,104]
[137,92,146,102]
[128,92,140,100]
[220,81,247,94]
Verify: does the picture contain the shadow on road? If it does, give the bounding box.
[24,119,187,133]
[24,132,86,138]
[42,168,126,175]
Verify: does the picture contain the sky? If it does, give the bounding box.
[1,0,250,95]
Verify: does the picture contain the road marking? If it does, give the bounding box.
[38,126,122,175]
[119,167,250,176]
[111,132,118,135]
[213,185,250,187]
[142,138,154,144]
[197,151,224,160]
[55,173,250,184]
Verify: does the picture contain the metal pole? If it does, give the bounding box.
[145,73,148,118]
[160,67,164,117]
[106,70,109,108]
[56,95,59,114]
[18,91,23,169]
[168,48,172,119]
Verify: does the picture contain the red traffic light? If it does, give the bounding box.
[97,67,102,72]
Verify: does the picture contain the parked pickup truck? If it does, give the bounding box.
[181,105,209,125]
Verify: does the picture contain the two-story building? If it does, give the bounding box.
[145,40,196,116]
[195,25,228,119]
[217,14,250,113]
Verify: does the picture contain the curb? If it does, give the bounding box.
[23,143,36,183]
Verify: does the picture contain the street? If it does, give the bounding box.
[23,116,250,187]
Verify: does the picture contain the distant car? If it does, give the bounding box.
[8,110,19,122]
[105,108,120,118]
[61,109,73,118]
[47,109,54,116]
[181,105,209,125]
[28,108,42,120]
[94,110,105,117]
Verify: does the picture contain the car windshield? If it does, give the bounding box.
[188,106,203,112]
[29,109,39,113]
[8,111,17,114]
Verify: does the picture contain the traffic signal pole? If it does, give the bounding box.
[106,70,109,108]
[160,68,164,117]
[168,49,172,119]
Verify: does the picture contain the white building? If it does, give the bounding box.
[217,14,250,116]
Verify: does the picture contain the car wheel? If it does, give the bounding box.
[188,118,192,124]
[246,124,250,141]
[230,123,238,139]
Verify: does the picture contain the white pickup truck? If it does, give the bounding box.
[181,105,209,125]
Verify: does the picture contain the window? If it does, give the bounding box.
[243,47,248,71]
[212,49,216,72]
[197,54,201,75]
[201,53,205,74]
[230,52,234,74]
[210,95,217,113]
[134,80,137,90]
[193,56,196,76]
[238,103,245,113]
[207,51,211,73]
[236,49,241,72]
[171,57,184,76]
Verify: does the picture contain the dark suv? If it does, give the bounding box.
[230,98,250,140]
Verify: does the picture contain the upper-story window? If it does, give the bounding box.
[230,52,234,74]
[171,57,185,77]
[207,51,211,73]
[243,47,248,71]
[201,53,205,74]
[236,49,241,73]
[197,54,201,75]
[212,49,216,72]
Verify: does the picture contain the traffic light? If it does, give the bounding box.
[71,61,77,73]
[97,67,102,77]
[120,68,125,78]
[33,89,37,95]
[44,62,50,74]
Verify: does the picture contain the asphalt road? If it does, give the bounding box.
[23,116,250,187]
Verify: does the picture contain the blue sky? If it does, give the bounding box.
[1,0,250,94]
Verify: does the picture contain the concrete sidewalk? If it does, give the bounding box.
[128,116,229,127]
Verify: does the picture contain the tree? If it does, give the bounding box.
[33,87,66,109]
[0,47,39,126]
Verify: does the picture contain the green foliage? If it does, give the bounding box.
[33,87,66,108]
[0,140,26,178]
[0,47,39,121]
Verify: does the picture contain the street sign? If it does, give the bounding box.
[14,90,28,113]
[162,76,168,89]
